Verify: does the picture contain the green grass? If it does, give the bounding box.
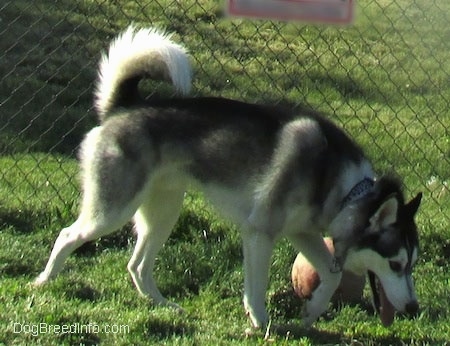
[1,0,449,344]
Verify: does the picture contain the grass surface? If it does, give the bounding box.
[1,0,449,344]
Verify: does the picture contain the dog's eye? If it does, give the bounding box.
[389,261,402,272]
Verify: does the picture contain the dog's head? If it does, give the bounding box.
[332,176,422,326]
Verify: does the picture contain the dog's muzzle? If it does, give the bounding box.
[368,271,419,327]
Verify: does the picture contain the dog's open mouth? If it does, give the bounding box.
[368,271,395,326]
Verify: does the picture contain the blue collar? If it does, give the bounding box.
[341,177,374,209]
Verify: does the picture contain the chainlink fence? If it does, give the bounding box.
[0,1,448,226]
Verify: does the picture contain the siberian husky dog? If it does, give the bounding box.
[35,27,422,329]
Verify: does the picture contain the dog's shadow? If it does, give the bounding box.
[266,323,342,343]
[267,286,376,342]
[265,288,339,342]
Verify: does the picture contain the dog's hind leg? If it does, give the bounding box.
[242,229,275,329]
[127,183,185,309]
[35,125,152,286]
[34,205,137,286]
[289,233,342,327]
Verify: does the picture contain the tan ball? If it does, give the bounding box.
[291,237,365,303]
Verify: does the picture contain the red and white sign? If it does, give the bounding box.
[227,0,354,24]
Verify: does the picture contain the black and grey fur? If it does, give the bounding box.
[35,27,422,329]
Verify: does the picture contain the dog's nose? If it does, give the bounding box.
[405,301,419,316]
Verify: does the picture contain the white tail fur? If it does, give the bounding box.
[94,26,192,119]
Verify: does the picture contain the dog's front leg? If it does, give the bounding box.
[289,233,342,327]
[242,229,275,329]
[302,269,341,327]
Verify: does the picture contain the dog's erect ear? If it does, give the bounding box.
[369,195,398,231]
[403,192,422,219]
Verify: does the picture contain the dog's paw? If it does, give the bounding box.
[33,273,49,287]
[244,320,273,341]
[164,301,185,314]
[301,303,316,328]
[301,288,332,327]
[244,306,269,330]
[154,298,185,315]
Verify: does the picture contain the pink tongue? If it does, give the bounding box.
[379,284,395,326]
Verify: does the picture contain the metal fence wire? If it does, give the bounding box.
[0,1,448,226]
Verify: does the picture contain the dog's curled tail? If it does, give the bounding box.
[94,26,192,120]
